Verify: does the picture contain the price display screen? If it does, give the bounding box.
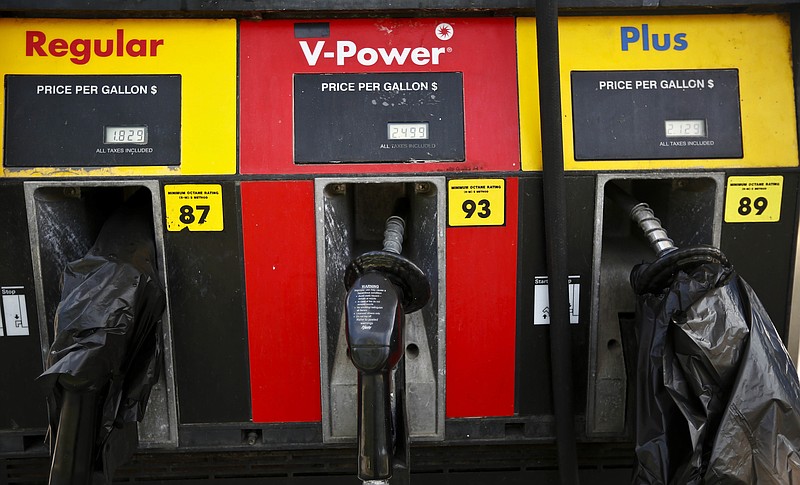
[104,126,149,144]
[387,122,428,140]
[3,74,180,167]
[571,69,742,160]
[294,72,464,163]
[664,120,706,138]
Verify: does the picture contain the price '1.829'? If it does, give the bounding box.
[104,126,148,144]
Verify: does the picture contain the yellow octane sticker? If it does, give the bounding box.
[165,184,224,231]
[724,176,783,223]
[448,179,505,227]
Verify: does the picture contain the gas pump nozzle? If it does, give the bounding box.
[346,271,403,482]
[605,182,728,292]
[344,213,430,483]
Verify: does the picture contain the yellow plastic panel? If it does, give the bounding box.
[0,18,236,177]
[518,14,798,171]
[517,21,542,172]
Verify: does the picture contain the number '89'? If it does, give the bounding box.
[737,196,768,216]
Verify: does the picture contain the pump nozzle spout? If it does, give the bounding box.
[605,182,676,257]
[382,216,405,255]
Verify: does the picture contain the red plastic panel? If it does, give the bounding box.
[446,177,518,417]
[240,18,519,174]
[241,180,321,423]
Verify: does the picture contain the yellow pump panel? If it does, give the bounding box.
[0,18,237,176]
[518,14,798,171]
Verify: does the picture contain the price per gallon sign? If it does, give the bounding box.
[4,74,181,167]
[294,72,465,163]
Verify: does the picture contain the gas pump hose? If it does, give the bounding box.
[536,0,580,483]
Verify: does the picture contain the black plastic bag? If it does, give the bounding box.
[37,189,166,482]
[632,261,800,484]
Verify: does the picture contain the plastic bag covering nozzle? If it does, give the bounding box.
[38,189,166,484]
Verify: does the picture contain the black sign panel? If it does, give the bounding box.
[4,75,181,167]
[294,72,465,163]
[571,69,742,160]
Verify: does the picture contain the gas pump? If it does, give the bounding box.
[0,16,235,474]
[514,9,800,472]
[240,17,520,478]
[2,4,800,485]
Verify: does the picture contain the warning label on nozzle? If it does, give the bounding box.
[351,285,388,331]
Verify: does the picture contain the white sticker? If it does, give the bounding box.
[2,286,29,336]
[533,276,580,325]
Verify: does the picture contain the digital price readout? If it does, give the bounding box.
[4,74,181,167]
[104,126,149,145]
[388,122,429,140]
[294,72,465,164]
[571,69,742,160]
[665,120,706,138]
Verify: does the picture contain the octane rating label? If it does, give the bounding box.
[448,179,505,227]
[724,176,783,223]
[164,184,224,231]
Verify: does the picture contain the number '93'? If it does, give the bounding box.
[462,199,491,218]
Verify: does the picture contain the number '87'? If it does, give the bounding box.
[179,205,211,224]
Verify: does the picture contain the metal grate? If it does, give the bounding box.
[1,443,634,484]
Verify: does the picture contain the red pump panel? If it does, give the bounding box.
[240,18,519,174]
[241,181,321,423]
[446,178,518,417]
